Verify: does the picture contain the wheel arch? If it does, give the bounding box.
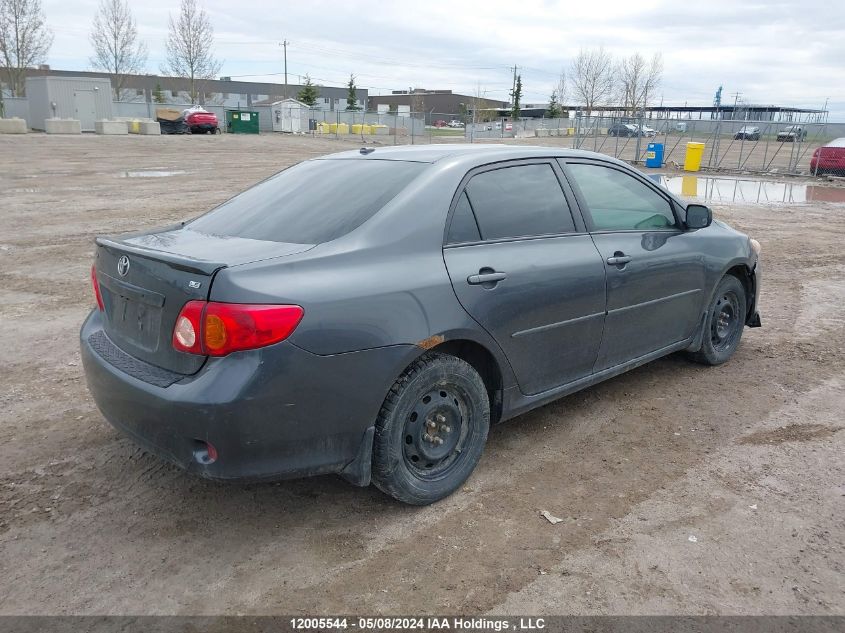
[724,262,757,322]
[426,338,505,425]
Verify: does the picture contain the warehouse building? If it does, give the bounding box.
[367,89,508,117]
[11,66,366,111]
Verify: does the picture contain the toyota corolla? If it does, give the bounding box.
[81,145,761,505]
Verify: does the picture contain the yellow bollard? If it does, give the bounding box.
[684,142,705,172]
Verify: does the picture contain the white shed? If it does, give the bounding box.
[271,98,308,133]
[26,76,114,131]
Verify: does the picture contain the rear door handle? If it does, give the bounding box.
[467,271,507,285]
[606,255,632,266]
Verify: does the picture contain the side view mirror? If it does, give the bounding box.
[686,204,712,229]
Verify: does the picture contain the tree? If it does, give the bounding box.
[297,74,318,107]
[0,0,53,96]
[346,74,360,111]
[547,90,561,119]
[569,47,615,116]
[152,82,165,103]
[616,52,663,116]
[89,0,147,100]
[162,0,221,104]
[510,74,522,120]
[556,68,568,109]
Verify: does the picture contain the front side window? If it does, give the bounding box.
[464,163,575,240]
[564,163,676,231]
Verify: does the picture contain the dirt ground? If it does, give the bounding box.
[0,134,843,616]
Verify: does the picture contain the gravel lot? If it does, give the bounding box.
[0,134,843,615]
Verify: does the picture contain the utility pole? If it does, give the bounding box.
[731,91,742,120]
[510,65,518,107]
[281,39,289,100]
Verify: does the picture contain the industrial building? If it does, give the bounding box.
[367,89,508,117]
[10,66,366,111]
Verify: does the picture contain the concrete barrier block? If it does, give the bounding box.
[0,118,27,134]
[535,128,549,137]
[373,125,389,135]
[557,128,570,137]
[45,118,82,134]
[95,120,129,135]
[138,121,161,135]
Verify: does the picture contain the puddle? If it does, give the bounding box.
[121,170,186,178]
[649,175,845,204]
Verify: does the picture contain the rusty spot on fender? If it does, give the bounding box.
[417,334,445,350]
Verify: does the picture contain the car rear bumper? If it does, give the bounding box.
[80,309,417,483]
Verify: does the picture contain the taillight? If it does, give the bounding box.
[172,300,204,354]
[91,265,104,311]
[172,301,303,356]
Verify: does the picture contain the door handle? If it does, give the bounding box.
[467,271,507,285]
[606,254,632,266]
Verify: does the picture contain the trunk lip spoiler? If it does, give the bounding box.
[95,236,226,276]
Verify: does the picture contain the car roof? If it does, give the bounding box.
[313,144,622,165]
[825,137,845,147]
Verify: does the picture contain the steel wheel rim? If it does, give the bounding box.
[402,384,470,479]
[711,291,741,351]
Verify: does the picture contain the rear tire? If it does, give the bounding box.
[688,275,747,366]
[372,352,490,505]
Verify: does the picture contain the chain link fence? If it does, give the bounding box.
[284,107,843,177]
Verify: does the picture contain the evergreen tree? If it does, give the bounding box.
[152,82,166,103]
[547,90,562,119]
[346,73,360,111]
[297,74,319,107]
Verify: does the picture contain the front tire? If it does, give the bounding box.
[372,352,490,505]
[689,275,747,366]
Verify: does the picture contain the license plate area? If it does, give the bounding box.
[99,275,165,352]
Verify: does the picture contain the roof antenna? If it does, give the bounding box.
[360,147,375,155]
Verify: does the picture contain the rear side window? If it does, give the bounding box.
[565,163,676,231]
[464,164,575,240]
[189,159,426,244]
[447,192,481,243]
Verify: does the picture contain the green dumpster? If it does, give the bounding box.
[226,110,259,134]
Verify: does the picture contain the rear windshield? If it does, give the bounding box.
[189,159,427,244]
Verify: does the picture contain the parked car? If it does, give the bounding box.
[607,123,639,137]
[82,145,761,505]
[734,126,761,141]
[183,109,219,134]
[777,125,807,142]
[433,120,447,128]
[675,122,688,133]
[447,120,464,128]
[638,125,657,137]
[504,122,513,132]
[810,137,845,176]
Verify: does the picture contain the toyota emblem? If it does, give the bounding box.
[117,255,130,277]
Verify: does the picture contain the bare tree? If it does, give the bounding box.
[89,0,147,100]
[617,52,663,116]
[617,52,646,116]
[641,53,663,111]
[162,0,221,104]
[556,67,568,108]
[0,0,52,96]
[568,47,614,116]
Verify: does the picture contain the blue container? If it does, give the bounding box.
[645,142,664,168]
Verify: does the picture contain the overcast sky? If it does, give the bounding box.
[42,0,845,118]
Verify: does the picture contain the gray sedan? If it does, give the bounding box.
[81,145,761,505]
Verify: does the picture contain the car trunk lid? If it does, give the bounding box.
[93,227,312,375]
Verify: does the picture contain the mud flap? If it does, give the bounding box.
[339,426,375,487]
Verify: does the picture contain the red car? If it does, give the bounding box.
[811,138,845,176]
[184,110,219,134]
